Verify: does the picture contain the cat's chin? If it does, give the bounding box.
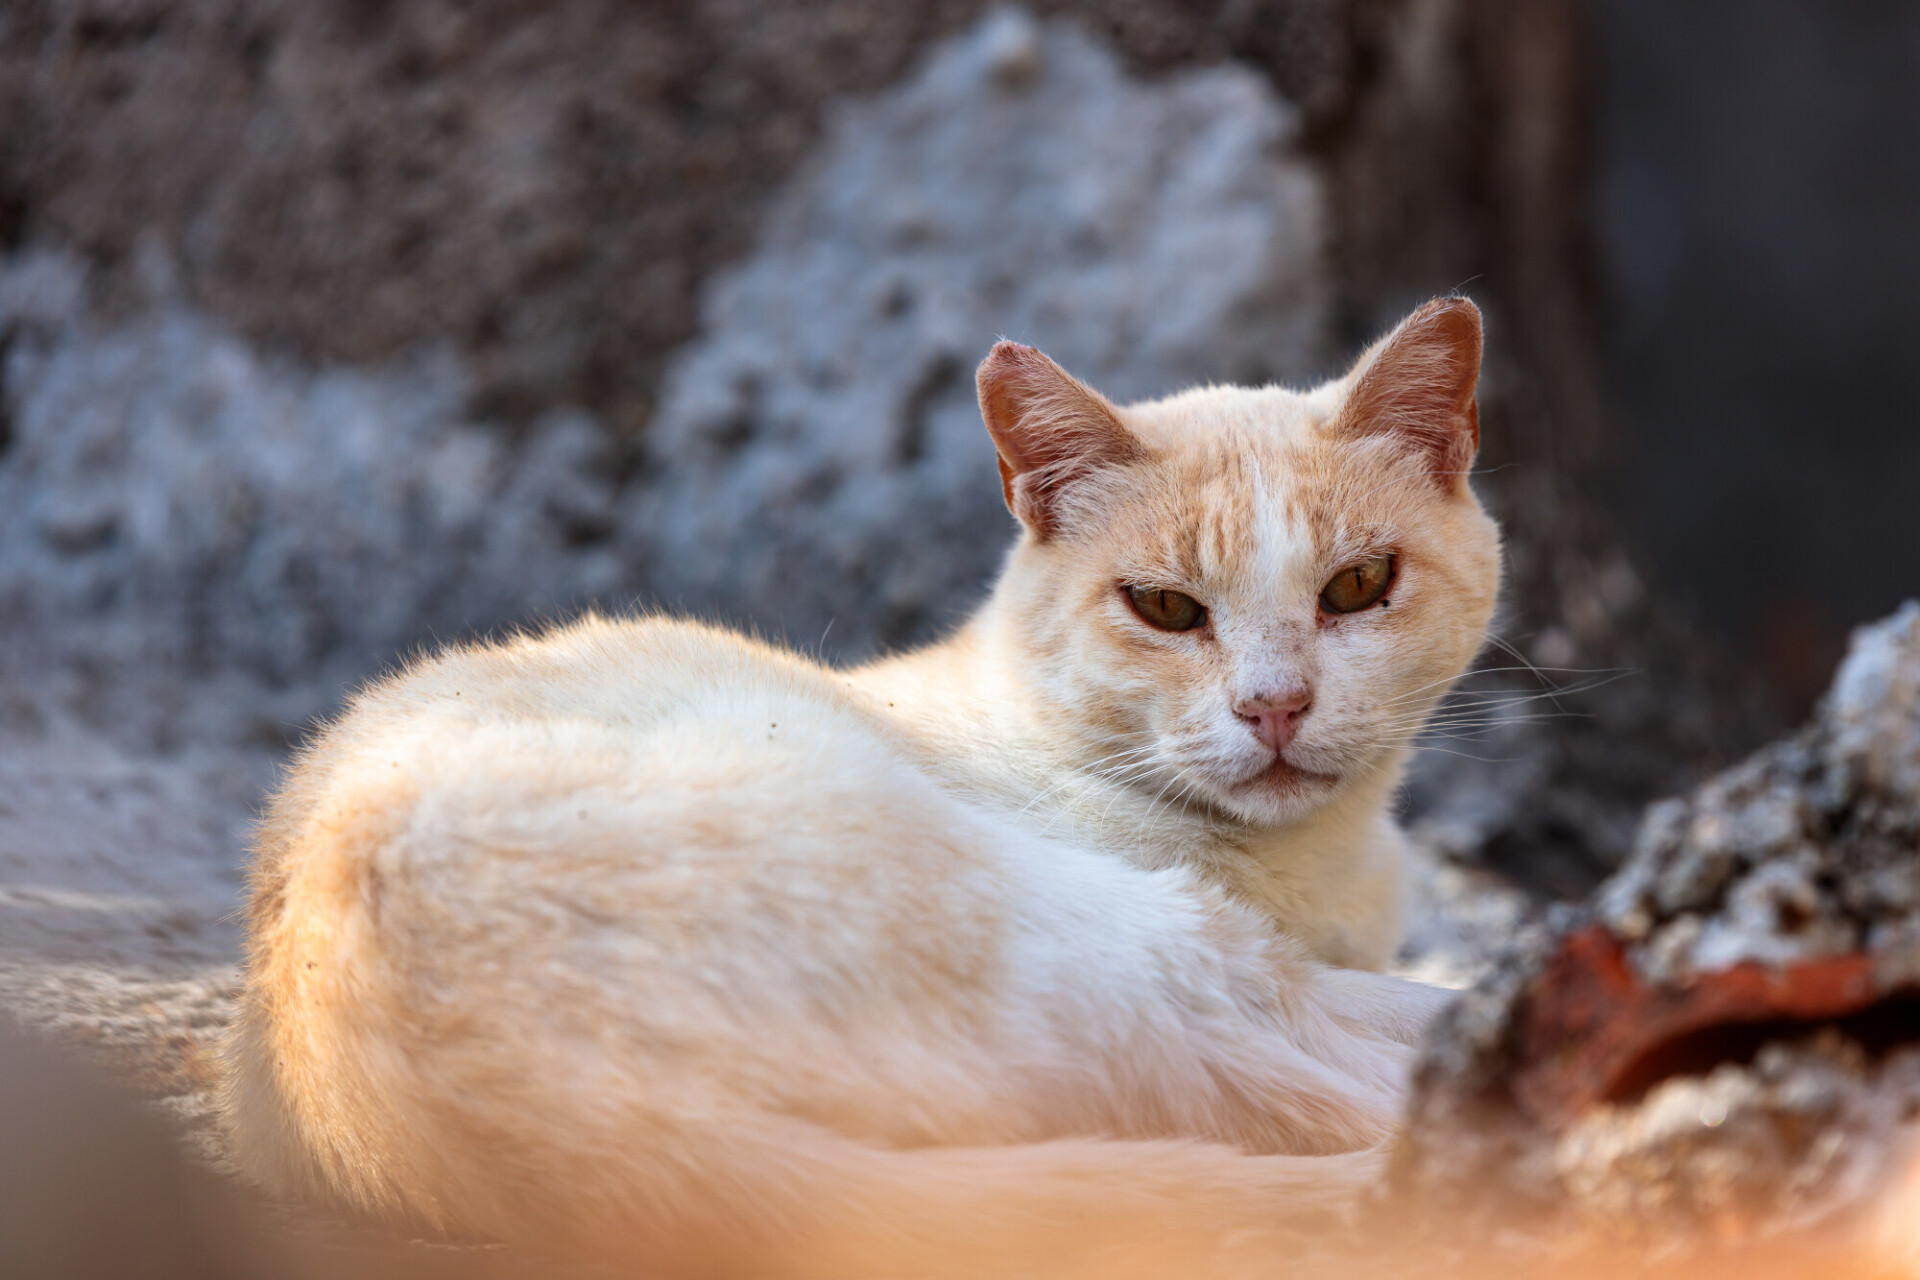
[1219,756,1342,823]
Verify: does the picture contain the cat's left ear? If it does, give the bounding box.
[1336,297,1482,493]
[977,341,1144,540]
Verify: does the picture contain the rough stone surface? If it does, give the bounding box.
[1551,1037,1920,1243]
[1598,600,1920,986]
[0,12,1328,750]
[1399,602,1920,1251]
[0,250,628,755]
[0,0,1360,438]
[639,9,1326,651]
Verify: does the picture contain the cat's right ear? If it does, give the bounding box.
[976,342,1143,541]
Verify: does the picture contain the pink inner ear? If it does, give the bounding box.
[976,341,1142,540]
[1340,298,1483,487]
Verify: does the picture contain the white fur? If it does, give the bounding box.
[222,302,1498,1275]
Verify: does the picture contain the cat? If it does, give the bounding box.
[220,297,1502,1278]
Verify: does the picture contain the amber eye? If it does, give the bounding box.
[1320,554,1396,614]
[1125,586,1207,632]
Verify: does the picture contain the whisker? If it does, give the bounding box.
[1402,744,1522,763]
[1399,704,1602,725]
[1378,664,1630,709]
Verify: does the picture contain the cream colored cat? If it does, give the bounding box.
[222,298,1501,1277]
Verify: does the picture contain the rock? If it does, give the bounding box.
[1550,1036,1920,1242]
[0,10,1329,752]
[1398,602,1920,1254]
[637,8,1326,651]
[0,0,1370,444]
[1599,602,1920,988]
[0,249,627,752]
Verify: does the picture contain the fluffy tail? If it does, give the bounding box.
[553,1126,1385,1279]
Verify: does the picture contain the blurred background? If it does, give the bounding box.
[0,0,1916,1174]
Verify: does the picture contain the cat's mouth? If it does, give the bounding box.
[1235,754,1340,795]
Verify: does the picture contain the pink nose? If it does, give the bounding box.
[1235,687,1313,753]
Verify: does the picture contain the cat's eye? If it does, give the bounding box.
[1320,555,1395,614]
[1125,586,1207,632]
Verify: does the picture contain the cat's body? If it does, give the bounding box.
[223,300,1501,1276]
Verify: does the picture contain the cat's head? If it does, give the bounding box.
[976,299,1501,827]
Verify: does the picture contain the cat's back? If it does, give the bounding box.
[325,611,828,739]
[246,612,913,937]
[226,612,936,1212]
[273,612,859,798]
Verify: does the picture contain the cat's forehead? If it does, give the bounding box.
[1120,382,1338,451]
[1114,381,1403,591]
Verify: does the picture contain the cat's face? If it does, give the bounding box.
[979,300,1501,827]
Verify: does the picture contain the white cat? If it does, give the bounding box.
[222,298,1501,1277]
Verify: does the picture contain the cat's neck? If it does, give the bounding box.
[850,602,1410,967]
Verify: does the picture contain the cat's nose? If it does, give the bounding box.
[1234,686,1313,753]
